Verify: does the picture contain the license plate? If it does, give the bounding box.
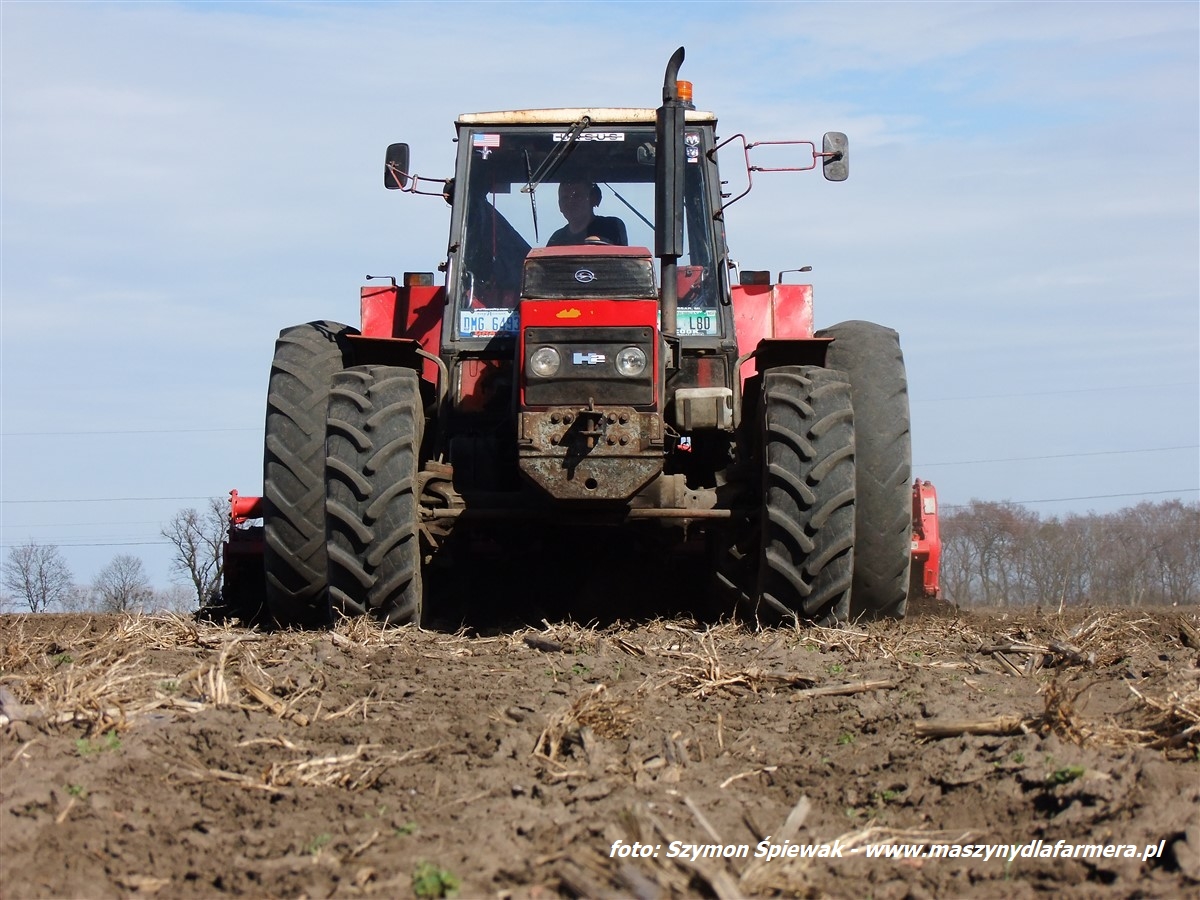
[459,309,519,338]
[676,309,718,336]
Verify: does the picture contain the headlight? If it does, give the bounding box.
[529,346,561,377]
[615,346,647,377]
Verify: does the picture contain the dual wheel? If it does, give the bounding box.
[262,322,423,627]
[749,321,913,625]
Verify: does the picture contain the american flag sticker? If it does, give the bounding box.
[472,133,501,148]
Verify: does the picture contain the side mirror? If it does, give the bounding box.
[384,143,410,190]
[821,132,848,182]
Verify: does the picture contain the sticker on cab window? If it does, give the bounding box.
[553,132,625,142]
[472,133,500,158]
[459,308,519,338]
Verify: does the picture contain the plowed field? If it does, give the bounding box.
[2,605,1198,898]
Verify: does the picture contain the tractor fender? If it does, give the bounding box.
[345,334,446,407]
[733,337,832,429]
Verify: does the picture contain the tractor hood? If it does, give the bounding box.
[522,246,658,301]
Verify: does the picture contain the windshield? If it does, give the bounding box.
[454,125,719,339]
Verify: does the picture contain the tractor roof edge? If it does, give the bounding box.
[457,108,717,126]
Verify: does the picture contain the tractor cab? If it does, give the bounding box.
[445,110,724,340]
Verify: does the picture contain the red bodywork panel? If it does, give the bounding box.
[518,299,659,408]
[521,298,658,329]
[229,489,263,525]
[732,283,815,350]
[360,283,445,383]
[910,479,941,598]
[224,490,263,567]
[731,283,818,383]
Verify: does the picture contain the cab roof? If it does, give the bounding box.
[457,108,717,127]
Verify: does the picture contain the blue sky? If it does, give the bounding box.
[2,0,1197,591]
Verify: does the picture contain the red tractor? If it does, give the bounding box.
[218,49,940,628]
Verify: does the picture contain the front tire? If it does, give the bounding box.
[755,366,856,626]
[816,321,912,620]
[263,321,358,627]
[325,366,424,625]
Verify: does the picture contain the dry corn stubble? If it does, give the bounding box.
[1,606,1196,900]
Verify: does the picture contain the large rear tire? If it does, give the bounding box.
[755,366,856,626]
[263,321,358,627]
[325,366,424,625]
[816,321,912,620]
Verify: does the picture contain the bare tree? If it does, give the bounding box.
[1132,500,1200,606]
[941,499,1200,608]
[939,512,979,605]
[2,541,73,613]
[945,501,1033,606]
[161,498,228,609]
[148,584,196,615]
[92,555,153,613]
[60,584,98,612]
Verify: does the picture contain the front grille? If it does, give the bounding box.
[523,326,654,407]
[522,255,657,300]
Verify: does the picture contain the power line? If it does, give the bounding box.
[916,445,1199,468]
[3,384,1195,436]
[3,496,1195,552]
[0,539,171,549]
[914,381,1197,403]
[1,496,216,505]
[941,488,1198,510]
[2,427,257,437]
[6,445,1198,506]
[3,520,166,528]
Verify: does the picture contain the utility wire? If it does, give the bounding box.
[5,445,1198,505]
[6,520,166,527]
[3,383,1195,436]
[2,496,215,505]
[941,488,1198,510]
[916,445,1198,468]
[913,381,1197,403]
[2,427,257,437]
[0,540,171,549]
[5,494,1196,548]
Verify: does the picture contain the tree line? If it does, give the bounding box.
[940,498,1199,608]
[1,499,227,614]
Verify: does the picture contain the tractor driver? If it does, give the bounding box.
[547,181,628,247]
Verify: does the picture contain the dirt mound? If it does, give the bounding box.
[2,607,1197,898]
